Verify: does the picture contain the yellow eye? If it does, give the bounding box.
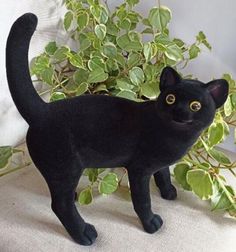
[166,94,176,105]
[190,101,201,112]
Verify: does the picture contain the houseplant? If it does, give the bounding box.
[1,0,235,217]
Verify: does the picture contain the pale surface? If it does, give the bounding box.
[0,163,235,252]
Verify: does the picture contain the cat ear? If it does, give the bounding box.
[205,79,229,108]
[160,66,181,92]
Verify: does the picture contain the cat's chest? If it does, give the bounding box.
[140,128,196,167]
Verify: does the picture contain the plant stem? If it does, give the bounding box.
[118,168,127,186]
[216,175,236,208]
[0,162,31,178]
[229,168,236,177]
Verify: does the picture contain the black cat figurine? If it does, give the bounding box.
[6,13,229,246]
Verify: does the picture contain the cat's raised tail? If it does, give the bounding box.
[6,13,47,125]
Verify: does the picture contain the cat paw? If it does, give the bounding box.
[160,184,177,200]
[73,223,98,246]
[142,214,163,234]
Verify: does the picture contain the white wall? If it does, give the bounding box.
[0,0,63,145]
[0,0,236,150]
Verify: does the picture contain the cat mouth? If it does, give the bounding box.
[172,119,193,125]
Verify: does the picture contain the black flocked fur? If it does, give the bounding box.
[6,13,229,246]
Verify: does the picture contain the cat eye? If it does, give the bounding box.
[190,101,201,112]
[166,94,176,105]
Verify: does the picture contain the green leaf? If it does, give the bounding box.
[211,190,232,211]
[144,64,161,81]
[50,92,66,102]
[90,5,100,20]
[197,31,206,41]
[88,56,105,71]
[164,43,183,61]
[94,84,108,93]
[92,37,102,50]
[30,55,50,75]
[64,11,73,30]
[76,82,88,96]
[143,42,152,62]
[90,5,108,24]
[196,31,212,50]
[189,44,200,59]
[197,162,211,170]
[127,0,139,7]
[45,42,58,55]
[95,24,107,40]
[99,6,109,24]
[73,68,89,84]
[41,67,54,85]
[155,33,171,45]
[148,6,171,32]
[207,148,231,165]
[222,120,230,136]
[142,18,151,27]
[53,46,70,61]
[141,28,153,34]
[117,33,142,52]
[231,94,236,109]
[116,4,127,20]
[78,33,91,51]
[173,38,185,48]
[116,78,134,91]
[102,42,117,58]
[140,82,159,99]
[0,146,13,169]
[174,163,192,191]
[222,73,235,89]
[116,90,137,100]
[86,168,98,183]
[98,173,118,194]
[118,18,131,30]
[98,168,106,174]
[69,53,84,68]
[88,69,108,83]
[129,67,145,86]
[187,169,213,200]
[127,52,142,68]
[77,11,89,30]
[116,53,126,67]
[105,58,119,72]
[224,96,232,116]
[208,122,224,147]
[106,19,120,36]
[79,187,93,205]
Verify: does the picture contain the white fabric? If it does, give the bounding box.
[0,158,235,252]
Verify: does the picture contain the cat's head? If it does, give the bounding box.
[156,67,229,131]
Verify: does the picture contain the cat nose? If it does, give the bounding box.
[173,108,192,123]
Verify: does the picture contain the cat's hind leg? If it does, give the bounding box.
[26,129,97,245]
[46,163,97,246]
[153,167,177,200]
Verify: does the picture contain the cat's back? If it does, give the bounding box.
[49,94,140,120]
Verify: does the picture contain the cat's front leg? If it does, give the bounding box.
[153,167,177,200]
[128,171,163,234]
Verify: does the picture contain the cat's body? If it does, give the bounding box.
[6,14,228,246]
[28,94,197,171]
